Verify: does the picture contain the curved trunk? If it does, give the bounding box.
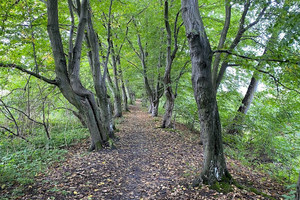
[47,0,109,150]
[182,0,231,185]
[161,0,179,128]
[85,7,114,138]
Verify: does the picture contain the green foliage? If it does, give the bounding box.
[223,89,300,186]
[0,120,89,187]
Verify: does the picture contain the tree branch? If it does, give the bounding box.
[212,50,299,64]
[0,63,57,85]
[212,0,231,85]
[0,126,30,142]
[255,68,300,94]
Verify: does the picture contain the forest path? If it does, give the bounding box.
[21,100,286,200]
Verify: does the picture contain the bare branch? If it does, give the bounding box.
[0,104,45,126]
[0,63,57,85]
[255,68,300,94]
[213,50,299,64]
[175,60,190,97]
[0,126,30,142]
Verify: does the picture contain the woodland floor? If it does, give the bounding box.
[2,100,287,200]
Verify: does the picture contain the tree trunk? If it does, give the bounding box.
[182,0,231,185]
[161,0,179,128]
[227,73,259,135]
[121,81,129,111]
[47,0,109,150]
[85,4,114,139]
[118,59,129,111]
[296,172,300,200]
[151,99,160,117]
[113,92,123,117]
[111,47,123,117]
[162,87,175,128]
[125,80,134,105]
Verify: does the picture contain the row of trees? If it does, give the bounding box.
[0,0,299,191]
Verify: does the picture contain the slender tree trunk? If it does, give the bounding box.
[161,0,179,128]
[113,91,122,117]
[227,73,259,135]
[121,80,129,111]
[125,80,134,105]
[72,111,87,127]
[110,43,123,117]
[118,59,129,111]
[182,0,231,185]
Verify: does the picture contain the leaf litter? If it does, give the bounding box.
[4,101,287,199]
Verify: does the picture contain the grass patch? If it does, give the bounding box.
[210,181,233,194]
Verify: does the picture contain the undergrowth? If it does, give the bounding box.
[0,121,88,191]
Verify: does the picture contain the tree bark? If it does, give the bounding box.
[110,41,123,117]
[125,80,134,105]
[227,73,259,135]
[47,0,109,150]
[161,0,178,128]
[181,0,231,185]
[85,3,114,139]
[118,58,129,111]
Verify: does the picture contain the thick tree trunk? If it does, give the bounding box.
[182,0,231,185]
[227,73,259,135]
[47,0,109,150]
[85,6,114,139]
[296,172,300,200]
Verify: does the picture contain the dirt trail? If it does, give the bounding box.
[19,101,286,199]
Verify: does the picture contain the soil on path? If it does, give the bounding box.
[18,101,286,199]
